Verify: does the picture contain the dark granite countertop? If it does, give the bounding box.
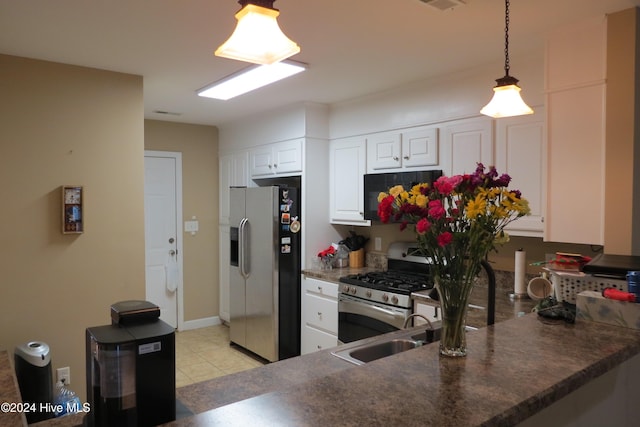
[166,313,640,426]
[0,350,27,427]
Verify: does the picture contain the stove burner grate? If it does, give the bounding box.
[339,271,433,294]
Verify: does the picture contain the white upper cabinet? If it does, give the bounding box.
[366,127,438,173]
[219,151,248,225]
[544,17,606,245]
[329,137,370,225]
[402,128,439,168]
[250,139,303,178]
[367,132,402,171]
[440,117,493,176]
[495,109,546,237]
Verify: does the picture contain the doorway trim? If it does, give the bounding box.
[144,150,184,330]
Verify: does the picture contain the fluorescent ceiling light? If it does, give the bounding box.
[197,60,306,100]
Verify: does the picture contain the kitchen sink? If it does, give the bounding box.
[332,327,440,365]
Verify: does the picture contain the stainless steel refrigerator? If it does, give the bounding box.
[229,186,301,362]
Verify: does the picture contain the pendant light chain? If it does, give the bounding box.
[504,0,510,77]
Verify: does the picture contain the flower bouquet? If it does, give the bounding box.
[377,163,530,356]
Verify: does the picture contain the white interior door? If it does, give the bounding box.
[144,151,183,329]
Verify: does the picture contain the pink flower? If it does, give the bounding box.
[416,218,430,234]
[437,232,453,247]
[434,175,463,195]
[428,200,446,220]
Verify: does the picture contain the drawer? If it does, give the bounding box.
[303,277,339,299]
[303,293,338,333]
[301,325,338,355]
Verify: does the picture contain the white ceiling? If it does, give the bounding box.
[1,0,639,128]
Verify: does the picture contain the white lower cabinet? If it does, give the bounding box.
[301,276,339,354]
[412,299,440,325]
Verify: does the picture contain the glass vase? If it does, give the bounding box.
[436,275,474,357]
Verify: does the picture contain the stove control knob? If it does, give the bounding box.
[391,295,399,305]
[366,290,372,298]
[342,285,349,293]
[350,287,357,295]
[382,293,389,302]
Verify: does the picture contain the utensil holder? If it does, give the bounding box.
[349,248,365,268]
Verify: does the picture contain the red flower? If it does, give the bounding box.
[377,195,395,223]
[437,232,453,247]
[428,200,446,220]
[416,218,430,234]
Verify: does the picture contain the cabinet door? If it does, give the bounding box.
[330,137,370,225]
[219,152,248,224]
[366,133,401,172]
[495,110,546,237]
[301,326,338,354]
[273,139,303,174]
[401,128,439,168]
[546,85,605,245]
[441,117,493,176]
[412,300,440,324]
[249,145,274,177]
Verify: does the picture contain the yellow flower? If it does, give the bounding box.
[377,192,389,203]
[415,194,428,208]
[389,185,404,197]
[465,196,486,219]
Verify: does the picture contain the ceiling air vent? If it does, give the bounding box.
[419,0,466,11]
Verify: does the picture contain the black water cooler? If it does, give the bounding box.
[85,301,175,427]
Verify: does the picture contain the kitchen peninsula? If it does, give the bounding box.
[11,272,640,426]
[167,312,640,426]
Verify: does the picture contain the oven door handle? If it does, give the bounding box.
[368,304,402,318]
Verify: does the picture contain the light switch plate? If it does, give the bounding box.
[184,220,199,233]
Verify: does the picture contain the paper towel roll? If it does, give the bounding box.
[514,249,526,295]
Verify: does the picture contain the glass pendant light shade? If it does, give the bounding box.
[480,79,533,118]
[480,0,533,118]
[215,3,300,65]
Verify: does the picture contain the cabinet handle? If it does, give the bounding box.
[268,164,272,169]
[273,163,278,168]
[317,345,322,349]
[393,156,399,161]
[317,286,323,293]
[403,155,409,160]
[317,312,323,320]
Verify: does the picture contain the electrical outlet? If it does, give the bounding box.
[57,366,71,385]
[374,237,382,251]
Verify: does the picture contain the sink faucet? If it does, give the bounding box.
[403,313,434,330]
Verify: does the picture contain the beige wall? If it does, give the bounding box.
[144,120,219,322]
[0,54,145,400]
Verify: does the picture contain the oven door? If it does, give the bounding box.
[338,293,410,344]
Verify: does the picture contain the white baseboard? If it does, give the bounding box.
[180,316,222,331]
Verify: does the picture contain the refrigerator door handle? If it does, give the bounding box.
[239,217,249,279]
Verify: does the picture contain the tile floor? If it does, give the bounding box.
[175,324,265,388]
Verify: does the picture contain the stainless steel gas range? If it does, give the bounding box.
[337,242,497,344]
[337,242,435,343]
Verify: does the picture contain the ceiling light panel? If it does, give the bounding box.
[197,61,306,100]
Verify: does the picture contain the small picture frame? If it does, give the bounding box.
[62,185,83,234]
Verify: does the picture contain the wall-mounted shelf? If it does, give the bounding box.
[62,185,83,234]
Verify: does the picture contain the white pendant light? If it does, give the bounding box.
[480,0,533,118]
[215,0,300,65]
